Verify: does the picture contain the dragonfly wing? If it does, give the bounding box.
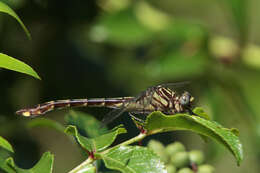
[101,89,153,125]
[158,81,190,89]
[101,108,127,125]
[101,97,136,125]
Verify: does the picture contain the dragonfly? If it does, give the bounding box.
[16,83,195,124]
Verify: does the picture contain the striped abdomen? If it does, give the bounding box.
[16,97,134,117]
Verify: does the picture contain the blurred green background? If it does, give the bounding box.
[0,0,260,172]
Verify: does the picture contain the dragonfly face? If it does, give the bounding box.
[179,91,194,107]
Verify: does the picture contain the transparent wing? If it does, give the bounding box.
[101,87,152,125]
[157,81,190,89]
[101,97,136,125]
[158,81,191,94]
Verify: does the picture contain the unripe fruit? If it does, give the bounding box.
[166,164,176,173]
[148,140,165,151]
[166,142,185,156]
[170,151,189,168]
[189,150,204,165]
[198,164,215,173]
[177,168,193,173]
[147,140,168,163]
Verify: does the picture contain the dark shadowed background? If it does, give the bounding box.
[1,0,260,172]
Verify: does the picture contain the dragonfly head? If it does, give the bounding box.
[180,91,194,107]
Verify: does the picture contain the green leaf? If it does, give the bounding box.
[144,109,243,166]
[0,157,15,173]
[0,1,31,40]
[0,53,41,80]
[0,136,14,153]
[27,118,65,133]
[91,8,153,46]
[100,146,166,173]
[6,152,54,173]
[81,165,96,173]
[193,107,210,120]
[65,111,107,138]
[72,164,96,173]
[65,125,127,152]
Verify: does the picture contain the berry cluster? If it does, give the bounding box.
[147,140,214,173]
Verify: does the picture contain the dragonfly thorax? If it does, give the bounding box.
[129,86,194,115]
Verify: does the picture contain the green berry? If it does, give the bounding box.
[147,140,168,162]
[166,142,185,156]
[166,164,176,173]
[170,151,189,168]
[198,164,215,173]
[177,168,193,173]
[148,140,165,151]
[189,150,204,165]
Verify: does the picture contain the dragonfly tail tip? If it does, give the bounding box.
[16,109,32,117]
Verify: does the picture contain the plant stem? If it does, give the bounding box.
[102,132,147,154]
[69,133,147,172]
[119,132,146,146]
[68,156,94,173]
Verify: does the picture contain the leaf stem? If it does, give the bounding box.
[69,133,147,172]
[68,156,94,173]
[120,132,147,146]
[102,132,147,154]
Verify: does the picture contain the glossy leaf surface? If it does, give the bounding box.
[101,146,166,173]
[0,136,14,153]
[0,53,41,80]
[72,164,96,173]
[144,109,243,165]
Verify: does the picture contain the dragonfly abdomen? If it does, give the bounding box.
[16,97,133,117]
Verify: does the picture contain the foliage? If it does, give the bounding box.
[1,0,259,172]
[0,136,13,153]
[0,137,54,173]
[0,109,243,172]
[0,1,30,39]
[0,1,40,79]
[0,53,40,80]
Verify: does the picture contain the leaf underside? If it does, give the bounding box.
[65,125,127,152]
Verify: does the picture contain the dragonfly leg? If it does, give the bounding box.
[129,112,147,135]
[187,107,198,116]
[128,112,145,124]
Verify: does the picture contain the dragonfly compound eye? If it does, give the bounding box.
[180,92,192,106]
